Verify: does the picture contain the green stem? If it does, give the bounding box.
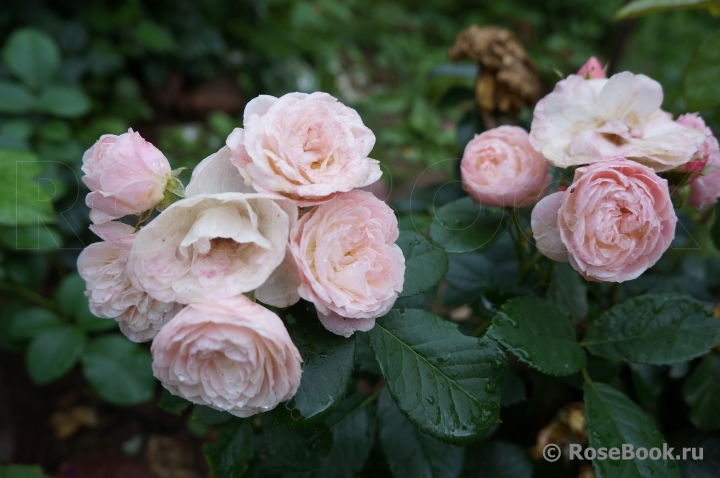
[331,387,382,431]
[0,282,63,314]
[581,367,592,383]
[470,319,492,337]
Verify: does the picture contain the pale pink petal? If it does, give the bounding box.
[531,192,569,262]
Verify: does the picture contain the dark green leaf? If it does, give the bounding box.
[203,419,254,478]
[354,331,381,375]
[487,298,586,376]
[135,22,177,52]
[8,307,62,340]
[442,252,492,306]
[193,405,233,425]
[614,0,720,19]
[26,325,86,384]
[159,389,191,415]
[377,387,464,478]
[2,28,60,90]
[396,230,448,298]
[429,197,505,254]
[0,225,62,252]
[682,353,720,431]
[81,334,155,405]
[712,202,720,253]
[36,86,91,118]
[500,368,526,407]
[278,302,355,426]
[547,262,587,321]
[0,150,55,226]
[584,382,681,478]
[368,309,507,444]
[684,30,720,111]
[583,294,720,365]
[0,81,35,113]
[56,273,116,332]
[463,440,533,478]
[0,464,50,478]
[299,393,376,478]
[263,415,333,471]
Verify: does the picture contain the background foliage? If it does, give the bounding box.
[0,0,719,477]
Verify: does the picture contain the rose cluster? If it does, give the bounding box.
[77,93,405,416]
[460,57,720,283]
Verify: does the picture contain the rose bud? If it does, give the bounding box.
[676,113,720,209]
[461,126,551,207]
[577,57,605,79]
[82,130,172,224]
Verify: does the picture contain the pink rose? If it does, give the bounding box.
[127,193,296,304]
[227,92,382,206]
[529,72,705,171]
[289,190,405,337]
[676,113,720,209]
[461,126,551,207]
[577,57,605,79]
[185,146,254,197]
[151,296,302,417]
[531,159,676,282]
[77,222,182,342]
[82,130,172,224]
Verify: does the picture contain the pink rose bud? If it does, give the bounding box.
[127,193,297,304]
[531,159,676,282]
[289,190,405,337]
[82,130,172,224]
[77,222,182,342]
[151,296,302,417]
[227,92,382,206]
[577,57,605,79]
[461,126,551,207]
[676,113,720,209]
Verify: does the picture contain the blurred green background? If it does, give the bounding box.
[0,0,718,475]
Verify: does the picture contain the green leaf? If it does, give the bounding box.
[36,86,91,118]
[300,393,376,478]
[134,22,177,52]
[0,225,62,251]
[39,120,71,142]
[56,273,116,332]
[81,334,155,405]
[192,405,233,425]
[712,202,720,252]
[583,294,720,365]
[2,28,60,90]
[584,382,681,478]
[487,297,586,376]
[263,414,333,471]
[203,419,254,478]
[464,440,533,478]
[442,252,492,305]
[396,230,448,298]
[8,307,62,340]
[0,81,35,113]
[377,387,464,478]
[0,150,56,226]
[614,0,720,19]
[26,325,86,384]
[547,262,587,321]
[367,309,507,444]
[0,464,50,478]
[277,302,356,426]
[684,30,720,112]
[159,389,191,415]
[682,353,720,431]
[429,197,505,254]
